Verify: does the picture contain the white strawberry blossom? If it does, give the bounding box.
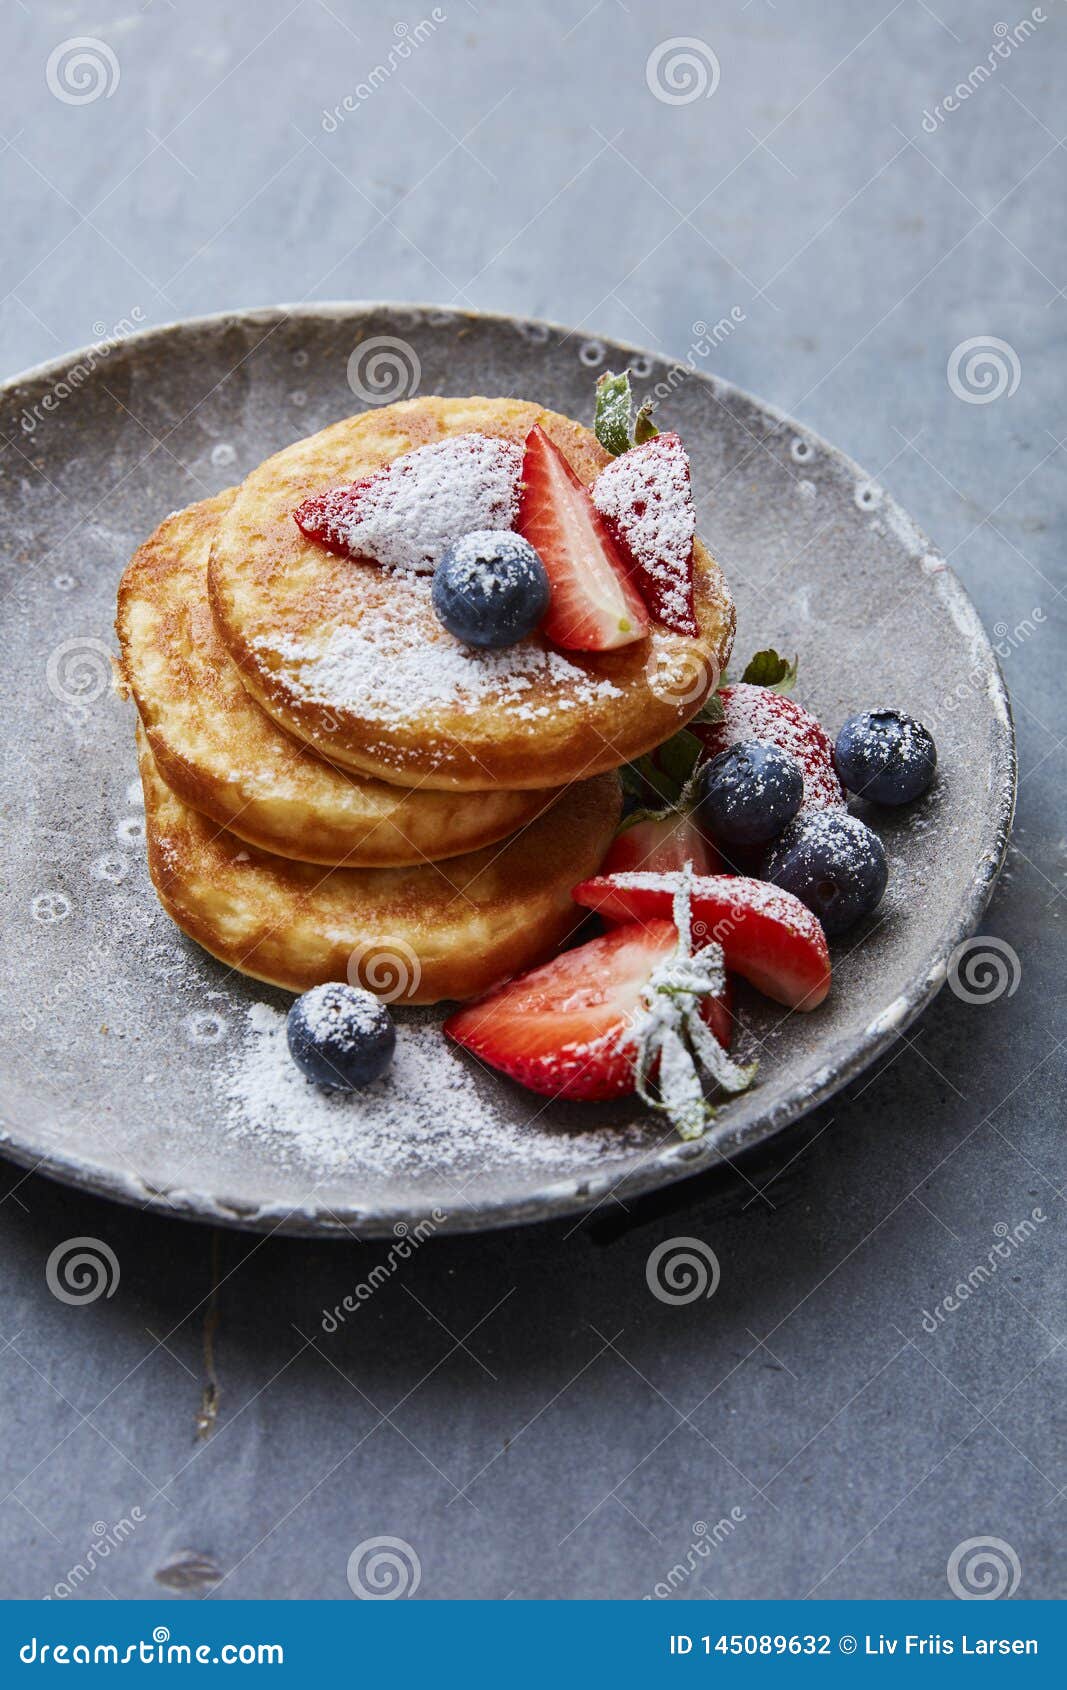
[629,863,756,1139]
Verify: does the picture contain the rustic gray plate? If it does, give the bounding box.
[0,305,1015,1236]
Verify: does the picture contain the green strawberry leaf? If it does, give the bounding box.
[633,401,659,444]
[691,692,725,725]
[594,370,633,457]
[739,648,799,692]
[655,728,704,796]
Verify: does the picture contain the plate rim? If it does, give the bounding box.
[0,301,1017,1237]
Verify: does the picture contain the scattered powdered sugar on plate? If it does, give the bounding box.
[221,1002,649,1176]
[592,433,696,634]
[266,579,623,724]
[308,434,523,573]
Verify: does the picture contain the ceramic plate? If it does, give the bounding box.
[0,306,1015,1235]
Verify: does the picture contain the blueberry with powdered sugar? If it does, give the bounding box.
[286,982,396,1091]
[764,811,887,935]
[834,709,937,805]
[696,741,804,846]
[431,530,550,649]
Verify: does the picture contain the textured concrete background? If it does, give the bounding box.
[1,0,1064,1601]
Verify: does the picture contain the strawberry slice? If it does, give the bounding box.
[293,433,523,573]
[696,684,845,813]
[572,873,831,1010]
[444,918,731,1101]
[516,425,649,651]
[592,433,697,636]
[601,809,723,878]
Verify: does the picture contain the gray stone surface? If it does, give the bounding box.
[0,0,1063,1602]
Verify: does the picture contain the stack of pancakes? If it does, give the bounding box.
[116,397,735,1003]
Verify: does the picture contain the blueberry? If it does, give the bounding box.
[696,741,804,846]
[764,811,888,935]
[286,982,396,1091]
[834,709,936,805]
[432,530,550,649]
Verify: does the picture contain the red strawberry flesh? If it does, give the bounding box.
[444,918,731,1101]
[572,873,831,1010]
[600,810,723,878]
[516,425,649,651]
[592,433,698,635]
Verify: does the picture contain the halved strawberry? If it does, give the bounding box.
[293,433,523,573]
[592,433,697,635]
[572,873,831,1011]
[695,684,845,813]
[444,919,731,1101]
[601,809,723,878]
[516,425,649,651]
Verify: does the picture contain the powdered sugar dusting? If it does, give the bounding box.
[710,684,846,812]
[592,434,696,634]
[298,982,387,1049]
[304,434,523,573]
[265,580,623,725]
[221,1003,648,1175]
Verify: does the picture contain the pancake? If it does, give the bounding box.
[117,494,557,866]
[137,728,621,1001]
[207,396,735,791]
